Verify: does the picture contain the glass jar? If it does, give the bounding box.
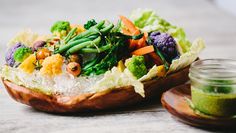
[189,59,236,117]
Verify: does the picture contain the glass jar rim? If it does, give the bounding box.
[189,59,236,86]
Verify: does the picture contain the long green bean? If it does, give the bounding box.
[80,44,111,53]
[66,36,101,55]
[69,28,100,42]
[100,23,114,34]
[92,20,105,29]
[64,27,77,44]
[55,38,91,54]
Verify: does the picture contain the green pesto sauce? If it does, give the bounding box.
[191,87,236,117]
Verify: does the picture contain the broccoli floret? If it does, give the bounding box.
[84,19,97,30]
[126,55,147,79]
[13,47,32,63]
[5,43,25,67]
[50,21,71,37]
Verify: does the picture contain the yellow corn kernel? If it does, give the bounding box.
[157,65,166,77]
[117,60,125,72]
[40,54,64,76]
[19,54,36,74]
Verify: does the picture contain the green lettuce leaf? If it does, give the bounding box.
[130,9,172,32]
[168,27,191,54]
[92,67,145,97]
[0,65,52,95]
[168,38,205,73]
[130,9,191,54]
[7,29,39,47]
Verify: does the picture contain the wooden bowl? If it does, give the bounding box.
[2,67,190,113]
[161,84,236,128]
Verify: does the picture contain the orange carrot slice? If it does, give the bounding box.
[132,45,154,55]
[120,16,148,49]
[149,52,163,65]
[137,32,148,48]
[130,30,143,48]
[120,16,139,34]
[122,28,131,35]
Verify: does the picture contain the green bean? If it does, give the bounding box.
[54,38,91,54]
[80,44,111,53]
[87,34,99,40]
[95,69,107,75]
[100,23,114,34]
[56,35,99,54]
[82,55,102,70]
[69,28,100,42]
[111,32,144,40]
[154,47,169,70]
[66,37,101,55]
[92,20,105,29]
[64,27,77,44]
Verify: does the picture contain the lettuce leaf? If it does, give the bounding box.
[168,38,205,73]
[168,27,191,54]
[0,65,53,95]
[92,67,145,97]
[7,29,51,48]
[139,65,158,82]
[8,29,39,47]
[130,9,191,54]
[130,9,172,33]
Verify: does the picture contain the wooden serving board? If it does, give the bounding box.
[161,84,236,128]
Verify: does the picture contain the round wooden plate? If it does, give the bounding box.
[161,84,236,128]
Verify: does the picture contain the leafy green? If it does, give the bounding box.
[130,9,172,32]
[84,19,97,30]
[13,47,32,63]
[168,38,205,73]
[7,29,39,47]
[0,65,52,95]
[82,34,129,75]
[130,9,191,54]
[92,67,145,97]
[139,65,158,81]
[81,27,144,76]
[168,27,191,54]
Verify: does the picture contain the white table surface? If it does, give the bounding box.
[1,0,236,132]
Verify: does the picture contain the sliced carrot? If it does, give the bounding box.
[144,32,148,39]
[122,28,131,35]
[120,16,139,34]
[130,30,142,48]
[120,16,148,49]
[137,38,145,48]
[132,45,154,55]
[122,28,139,49]
[129,40,136,49]
[132,29,140,35]
[136,32,148,48]
[149,52,163,65]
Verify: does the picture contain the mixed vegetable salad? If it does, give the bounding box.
[0,9,205,96]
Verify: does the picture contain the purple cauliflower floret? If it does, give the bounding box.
[150,32,179,63]
[5,43,25,67]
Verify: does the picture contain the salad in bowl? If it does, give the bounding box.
[0,9,205,112]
